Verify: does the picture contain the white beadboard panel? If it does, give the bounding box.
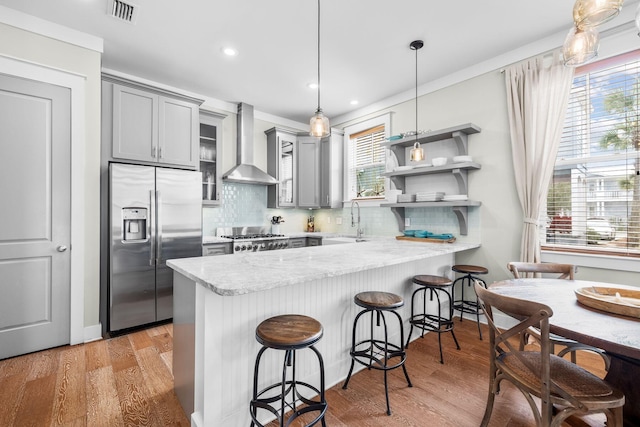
[190,253,454,426]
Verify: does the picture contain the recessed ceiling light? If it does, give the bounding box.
[222,47,238,56]
[350,100,359,105]
[308,83,319,89]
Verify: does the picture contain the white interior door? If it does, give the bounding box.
[0,73,71,359]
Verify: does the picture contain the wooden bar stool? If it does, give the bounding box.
[342,291,412,416]
[406,275,460,364]
[250,314,327,427]
[451,264,488,339]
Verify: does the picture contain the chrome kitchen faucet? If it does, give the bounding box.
[351,200,364,241]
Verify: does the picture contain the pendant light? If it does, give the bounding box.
[309,0,330,137]
[573,0,623,29]
[409,40,424,162]
[562,25,600,66]
[635,2,640,37]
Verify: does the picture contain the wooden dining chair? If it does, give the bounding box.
[474,282,625,427]
[506,262,610,370]
[507,261,575,280]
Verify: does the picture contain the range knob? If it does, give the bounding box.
[260,243,266,249]
[252,244,259,251]
[240,244,246,251]
[235,245,241,252]
[268,242,275,249]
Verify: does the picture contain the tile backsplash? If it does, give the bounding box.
[203,182,479,242]
[202,182,267,236]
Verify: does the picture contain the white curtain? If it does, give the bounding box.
[505,51,574,263]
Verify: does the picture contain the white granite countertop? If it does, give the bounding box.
[169,238,480,296]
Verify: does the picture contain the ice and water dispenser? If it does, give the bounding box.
[122,207,148,242]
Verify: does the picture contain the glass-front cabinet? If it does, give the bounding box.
[199,110,226,205]
[266,127,298,208]
[280,139,295,205]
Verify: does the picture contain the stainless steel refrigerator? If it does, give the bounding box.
[109,163,202,332]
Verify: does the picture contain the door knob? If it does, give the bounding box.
[57,245,68,252]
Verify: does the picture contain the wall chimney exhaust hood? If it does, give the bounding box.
[223,103,278,185]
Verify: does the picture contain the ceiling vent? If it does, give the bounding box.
[108,0,139,24]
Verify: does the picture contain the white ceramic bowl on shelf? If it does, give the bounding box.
[432,157,448,167]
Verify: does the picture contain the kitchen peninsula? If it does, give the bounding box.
[168,237,480,426]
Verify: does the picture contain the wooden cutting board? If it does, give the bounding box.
[575,286,640,319]
[396,235,456,244]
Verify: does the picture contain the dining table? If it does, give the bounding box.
[489,278,640,427]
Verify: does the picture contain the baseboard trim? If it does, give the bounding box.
[83,323,103,343]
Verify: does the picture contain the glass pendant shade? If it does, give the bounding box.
[310,108,330,137]
[562,26,600,66]
[410,142,424,162]
[573,0,623,28]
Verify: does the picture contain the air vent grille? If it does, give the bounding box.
[108,0,139,24]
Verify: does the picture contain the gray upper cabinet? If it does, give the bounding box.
[200,110,226,205]
[111,84,157,163]
[266,127,297,208]
[105,74,202,169]
[158,97,199,167]
[297,135,321,208]
[267,127,343,209]
[319,130,343,208]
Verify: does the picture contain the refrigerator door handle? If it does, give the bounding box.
[149,190,156,266]
[156,190,163,264]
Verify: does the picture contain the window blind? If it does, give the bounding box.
[348,125,386,198]
[544,50,640,256]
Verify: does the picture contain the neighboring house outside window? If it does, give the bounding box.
[543,50,640,257]
[343,114,391,201]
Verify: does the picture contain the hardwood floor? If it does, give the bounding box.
[0,323,188,427]
[0,320,608,427]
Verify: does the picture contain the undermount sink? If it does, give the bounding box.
[322,237,367,245]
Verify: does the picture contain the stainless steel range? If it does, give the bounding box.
[217,226,289,253]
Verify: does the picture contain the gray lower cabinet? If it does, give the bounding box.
[288,237,306,248]
[173,273,196,416]
[307,237,322,246]
[104,74,202,169]
[288,237,322,248]
[202,242,232,256]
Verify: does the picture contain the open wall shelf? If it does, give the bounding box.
[381,123,481,235]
